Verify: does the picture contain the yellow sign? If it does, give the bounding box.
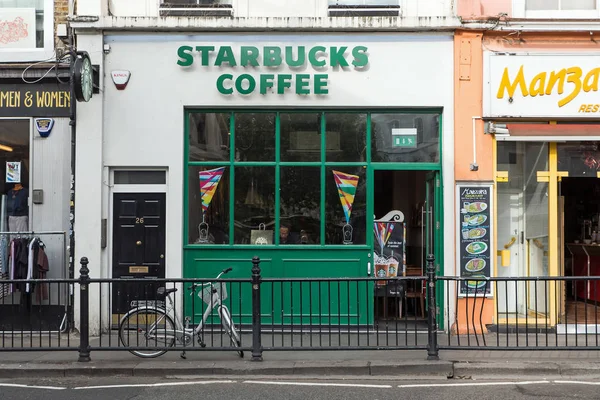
[496,65,600,108]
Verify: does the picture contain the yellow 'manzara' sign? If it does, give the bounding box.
[496,65,600,108]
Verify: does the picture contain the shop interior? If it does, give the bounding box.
[373,170,432,324]
[562,177,600,324]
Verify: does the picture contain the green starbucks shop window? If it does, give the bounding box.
[183,110,442,326]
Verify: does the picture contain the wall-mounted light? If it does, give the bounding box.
[0,144,13,152]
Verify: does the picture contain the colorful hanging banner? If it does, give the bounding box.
[199,167,226,213]
[332,170,359,224]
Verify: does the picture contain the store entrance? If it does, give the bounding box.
[372,170,439,327]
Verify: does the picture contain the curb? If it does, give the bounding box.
[1,360,600,379]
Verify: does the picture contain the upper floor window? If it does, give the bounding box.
[328,0,400,17]
[0,0,53,61]
[160,0,233,17]
[514,0,599,18]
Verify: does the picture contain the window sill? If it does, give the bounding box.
[0,48,55,63]
[159,4,234,17]
[523,10,600,19]
[328,5,400,17]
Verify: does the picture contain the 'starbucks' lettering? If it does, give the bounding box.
[177,44,368,96]
[497,65,600,107]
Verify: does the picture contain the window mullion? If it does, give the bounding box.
[320,112,326,246]
[275,112,281,245]
[229,112,235,246]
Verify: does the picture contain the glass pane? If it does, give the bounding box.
[188,166,229,244]
[526,0,559,10]
[563,0,595,9]
[114,171,166,185]
[496,142,549,318]
[325,113,367,162]
[234,167,275,244]
[371,113,440,163]
[326,167,366,244]
[280,113,321,162]
[234,113,275,161]
[189,112,230,162]
[0,1,44,48]
[557,141,600,178]
[328,0,398,5]
[280,166,320,245]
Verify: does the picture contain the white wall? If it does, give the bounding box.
[108,0,455,18]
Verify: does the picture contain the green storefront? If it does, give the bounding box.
[183,109,444,327]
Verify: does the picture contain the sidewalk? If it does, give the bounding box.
[3,344,600,380]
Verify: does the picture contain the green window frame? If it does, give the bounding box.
[183,109,442,249]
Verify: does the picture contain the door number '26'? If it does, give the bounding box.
[135,218,144,224]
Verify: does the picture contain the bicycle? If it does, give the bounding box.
[118,267,243,359]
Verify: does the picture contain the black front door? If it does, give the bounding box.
[112,193,166,315]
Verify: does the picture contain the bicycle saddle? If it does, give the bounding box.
[157,287,178,295]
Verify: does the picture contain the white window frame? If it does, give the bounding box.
[0,0,55,63]
[513,0,600,18]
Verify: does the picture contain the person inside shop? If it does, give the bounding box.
[7,182,28,233]
[279,223,299,244]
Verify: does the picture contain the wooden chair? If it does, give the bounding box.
[399,265,425,319]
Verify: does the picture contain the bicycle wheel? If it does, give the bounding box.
[219,306,243,358]
[118,309,176,358]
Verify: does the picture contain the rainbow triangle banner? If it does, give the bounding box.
[199,167,226,213]
[332,170,359,224]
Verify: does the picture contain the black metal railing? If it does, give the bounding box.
[5,255,600,360]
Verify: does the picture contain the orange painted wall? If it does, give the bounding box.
[453,31,600,334]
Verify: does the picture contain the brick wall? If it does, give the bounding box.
[54,0,69,51]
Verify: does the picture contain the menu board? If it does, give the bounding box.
[457,184,493,296]
[373,220,406,286]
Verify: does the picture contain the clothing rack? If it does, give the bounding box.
[0,230,69,333]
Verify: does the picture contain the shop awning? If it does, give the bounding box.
[488,122,600,141]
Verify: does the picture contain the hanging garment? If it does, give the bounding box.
[12,238,29,292]
[35,245,49,302]
[8,216,28,232]
[26,238,37,293]
[0,271,8,300]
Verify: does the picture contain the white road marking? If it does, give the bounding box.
[398,381,550,388]
[554,381,600,385]
[243,380,392,388]
[73,380,236,390]
[0,383,66,390]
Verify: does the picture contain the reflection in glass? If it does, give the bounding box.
[280,167,320,245]
[325,113,366,162]
[280,113,321,162]
[557,141,600,178]
[234,167,275,244]
[325,167,366,245]
[188,166,229,244]
[189,113,230,162]
[235,113,275,161]
[371,113,440,163]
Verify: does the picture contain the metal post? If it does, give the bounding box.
[426,254,439,360]
[78,257,91,362]
[251,256,263,361]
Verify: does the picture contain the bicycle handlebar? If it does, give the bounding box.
[187,267,233,291]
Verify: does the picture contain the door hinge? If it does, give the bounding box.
[436,178,440,187]
[436,221,440,229]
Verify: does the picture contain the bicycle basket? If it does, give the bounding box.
[200,282,228,305]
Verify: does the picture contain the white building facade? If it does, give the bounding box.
[72,0,458,332]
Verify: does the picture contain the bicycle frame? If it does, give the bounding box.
[123,284,229,344]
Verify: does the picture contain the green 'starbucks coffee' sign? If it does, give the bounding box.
[176,45,369,95]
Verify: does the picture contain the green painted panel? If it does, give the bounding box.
[183,248,372,326]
